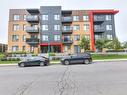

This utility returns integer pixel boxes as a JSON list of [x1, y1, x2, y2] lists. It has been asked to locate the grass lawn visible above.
[[92, 54, 127, 60], [0, 61, 19, 64]]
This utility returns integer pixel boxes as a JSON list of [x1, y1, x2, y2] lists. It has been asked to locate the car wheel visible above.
[[64, 60, 70, 65], [19, 62, 25, 67], [84, 59, 90, 64], [40, 61, 44, 66]]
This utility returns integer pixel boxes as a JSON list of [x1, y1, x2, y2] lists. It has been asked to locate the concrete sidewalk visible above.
[[0, 59, 127, 67]]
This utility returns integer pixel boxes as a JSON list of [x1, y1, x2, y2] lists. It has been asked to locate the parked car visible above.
[[61, 53, 92, 65], [18, 56, 49, 67]]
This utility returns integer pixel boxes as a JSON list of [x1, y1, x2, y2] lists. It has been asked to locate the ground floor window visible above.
[[74, 45, 81, 53], [41, 45, 61, 53]]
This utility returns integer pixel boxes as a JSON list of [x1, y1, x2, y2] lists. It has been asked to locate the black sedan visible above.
[[61, 53, 92, 65], [18, 56, 49, 67]]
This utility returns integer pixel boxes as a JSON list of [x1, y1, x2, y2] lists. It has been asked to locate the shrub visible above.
[[49, 53, 55, 56]]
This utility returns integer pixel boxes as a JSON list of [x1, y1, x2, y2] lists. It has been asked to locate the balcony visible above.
[[62, 27, 73, 34], [26, 26, 39, 33], [26, 15, 39, 22], [62, 17, 73, 23], [94, 27, 105, 33], [26, 38, 39, 44], [63, 39, 73, 44], [94, 16, 105, 22]]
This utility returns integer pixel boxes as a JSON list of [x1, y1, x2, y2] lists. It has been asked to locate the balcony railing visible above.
[[62, 39, 73, 44], [26, 15, 39, 22], [62, 17, 73, 22], [62, 27, 73, 33], [26, 26, 39, 33], [94, 16, 105, 22], [94, 27, 105, 33], [26, 38, 39, 44]]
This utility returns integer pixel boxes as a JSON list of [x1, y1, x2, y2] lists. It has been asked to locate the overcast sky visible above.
[[0, 0, 126, 44]]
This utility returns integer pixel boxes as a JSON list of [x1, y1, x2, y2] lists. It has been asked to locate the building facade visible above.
[[8, 6, 118, 54], [0, 43, 7, 53]]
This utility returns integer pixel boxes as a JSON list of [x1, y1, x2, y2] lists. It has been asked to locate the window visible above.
[[54, 14, 60, 20], [64, 36, 71, 41], [42, 35, 48, 41], [12, 35, 19, 42], [85, 35, 90, 40], [24, 15, 26, 20], [84, 24, 90, 31], [13, 24, 20, 31], [42, 25, 48, 31], [12, 46, 19, 52], [22, 35, 26, 42], [22, 46, 26, 51], [63, 25, 71, 31], [23, 25, 26, 31], [13, 15, 20, 20], [106, 15, 112, 20], [73, 25, 80, 31], [54, 25, 60, 31], [74, 45, 81, 53], [83, 15, 89, 21], [107, 34, 113, 40], [73, 16, 79, 21], [106, 25, 112, 30], [54, 35, 60, 41], [42, 15, 48, 20], [95, 34, 102, 40], [74, 35, 80, 41], [64, 46, 71, 52]]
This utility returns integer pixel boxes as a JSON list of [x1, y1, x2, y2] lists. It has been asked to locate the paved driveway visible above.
[[0, 61, 127, 95]]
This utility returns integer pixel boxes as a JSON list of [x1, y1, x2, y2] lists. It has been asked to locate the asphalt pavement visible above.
[[0, 61, 127, 95]]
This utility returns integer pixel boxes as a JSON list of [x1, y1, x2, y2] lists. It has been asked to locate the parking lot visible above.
[[0, 61, 127, 95]]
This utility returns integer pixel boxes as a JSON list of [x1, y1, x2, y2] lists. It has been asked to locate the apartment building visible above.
[[8, 6, 118, 54], [0, 43, 7, 53]]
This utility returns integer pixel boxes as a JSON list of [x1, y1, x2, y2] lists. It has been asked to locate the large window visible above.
[[73, 16, 79, 21], [13, 15, 20, 21], [85, 35, 90, 40], [22, 35, 26, 42], [42, 25, 48, 31], [54, 14, 60, 20], [23, 25, 26, 31], [73, 25, 80, 31], [13, 24, 20, 31], [42, 15, 48, 20], [42, 35, 48, 41], [54, 35, 60, 41], [106, 25, 112, 30], [12, 46, 19, 52], [74, 45, 81, 53], [54, 25, 60, 31], [83, 15, 89, 21], [74, 35, 80, 41], [84, 24, 90, 31], [22, 46, 26, 51], [63, 25, 71, 31], [12, 35, 19, 42], [23, 14, 26, 20], [107, 34, 113, 40], [106, 15, 112, 20]]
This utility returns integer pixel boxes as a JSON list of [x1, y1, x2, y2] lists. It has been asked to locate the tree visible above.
[[122, 41, 127, 49], [106, 37, 122, 50], [79, 35, 90, 52], [95, 38, 109, 52]]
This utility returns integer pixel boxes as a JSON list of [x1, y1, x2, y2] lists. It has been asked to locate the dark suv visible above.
[[61, 53, 92, 65]]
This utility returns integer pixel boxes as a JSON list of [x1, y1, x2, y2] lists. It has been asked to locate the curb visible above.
[[0, 59, 127, 67]]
